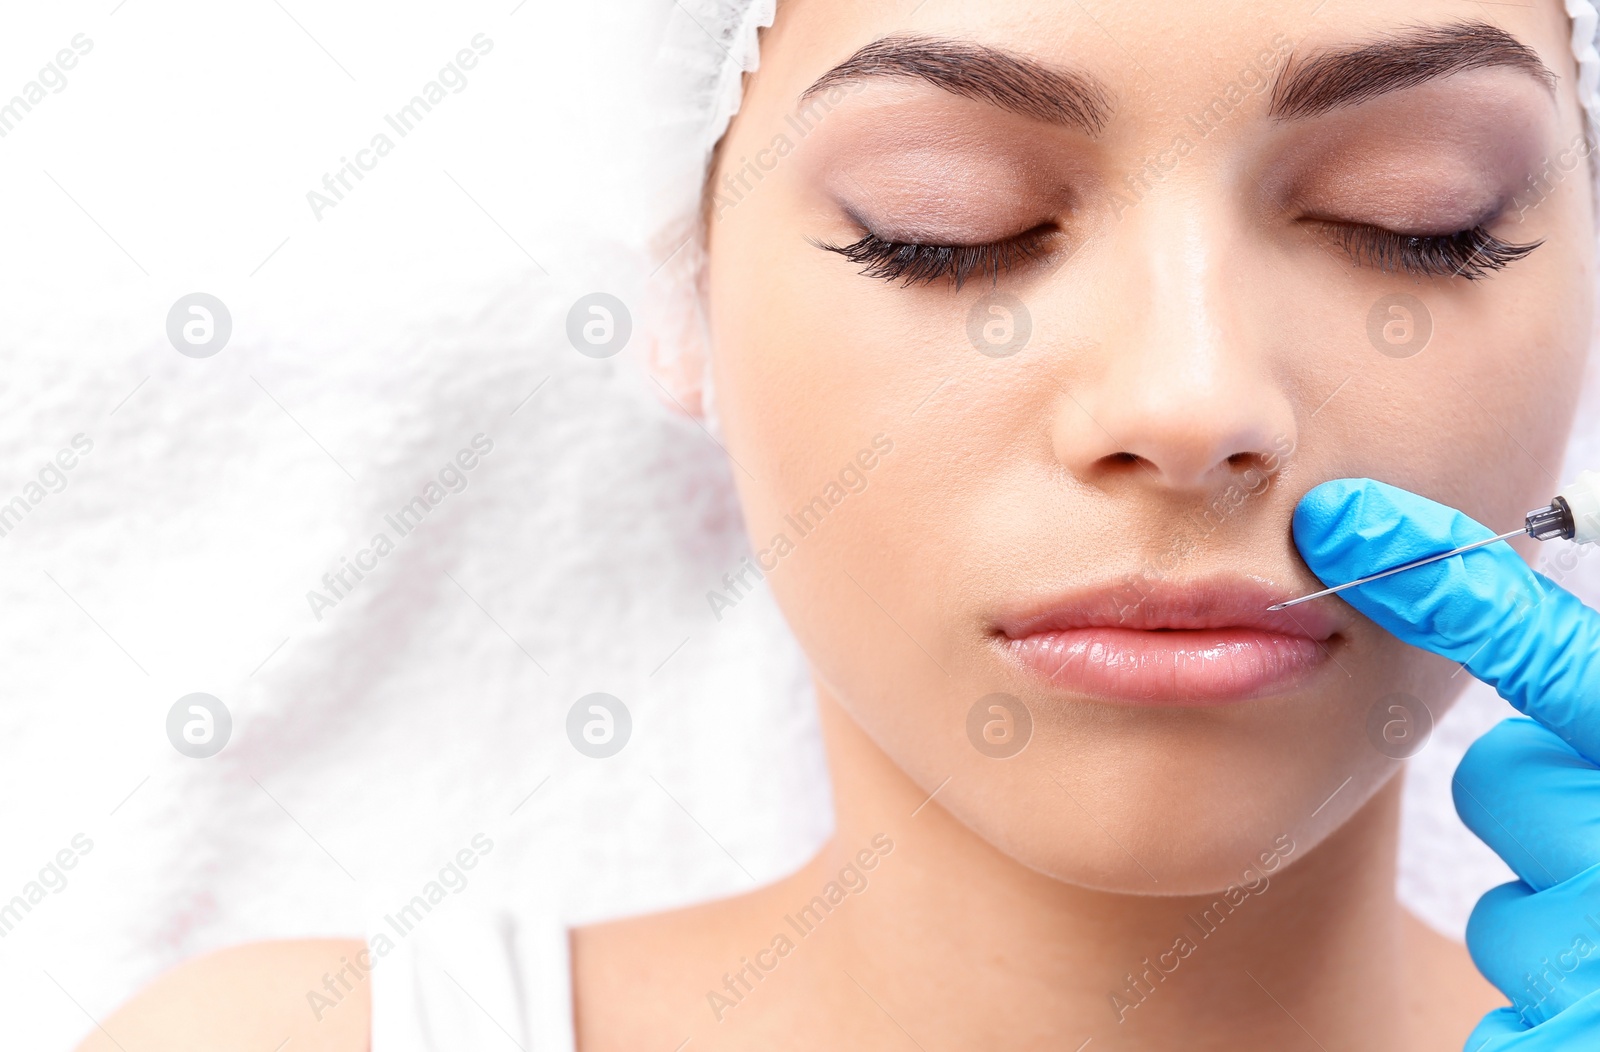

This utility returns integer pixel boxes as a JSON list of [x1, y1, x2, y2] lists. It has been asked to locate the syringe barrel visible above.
[[1559, 469, 1600, 545]]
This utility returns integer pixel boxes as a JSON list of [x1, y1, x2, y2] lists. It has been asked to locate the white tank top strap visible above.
[[366, 900, 576, 1051]]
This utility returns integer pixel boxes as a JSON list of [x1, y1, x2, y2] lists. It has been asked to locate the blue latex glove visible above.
[[1291, 477, 1600, 1048]]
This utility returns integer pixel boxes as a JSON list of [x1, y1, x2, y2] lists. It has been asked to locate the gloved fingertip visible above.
[[1465, 879, 1535, 939], [1287, 476, 1498, 596], [1289, 477, 1365, 552], [1289, 478, 1409, 573], [1453, 717, 1548, 819]]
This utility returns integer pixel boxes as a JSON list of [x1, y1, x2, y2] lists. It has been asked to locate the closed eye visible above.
[[811, 224, 1059, 289], [1314, 220, 1542, 280]]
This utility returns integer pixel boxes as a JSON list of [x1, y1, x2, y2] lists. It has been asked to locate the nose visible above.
[[1050, 198, 1298, 496]]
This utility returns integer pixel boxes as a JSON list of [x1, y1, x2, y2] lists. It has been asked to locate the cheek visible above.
[[1306, 235, 1593, 536], [707, 193, 995, 797], [706, 192, 958, 581]]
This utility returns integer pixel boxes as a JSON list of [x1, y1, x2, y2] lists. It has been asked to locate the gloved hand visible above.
[[1290, 477, 1600, 1048]]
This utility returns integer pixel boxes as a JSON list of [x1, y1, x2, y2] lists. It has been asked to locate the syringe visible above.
[[1267, 469, 1600, 611]]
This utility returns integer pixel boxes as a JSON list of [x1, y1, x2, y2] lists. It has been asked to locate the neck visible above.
[[802, 680, 1409, 1051]]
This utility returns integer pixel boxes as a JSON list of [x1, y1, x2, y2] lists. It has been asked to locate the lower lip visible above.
[[999, 627, 1332, 705]]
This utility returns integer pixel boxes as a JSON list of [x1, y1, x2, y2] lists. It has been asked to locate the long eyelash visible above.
[[811, 227, 1054, 289], [1325, 223, 1543, 280]]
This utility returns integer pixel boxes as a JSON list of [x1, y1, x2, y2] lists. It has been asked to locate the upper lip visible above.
[[991, 574, 1345, 643]]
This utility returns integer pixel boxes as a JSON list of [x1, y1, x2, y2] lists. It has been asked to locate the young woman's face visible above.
[[703, 0, 1596, 893]]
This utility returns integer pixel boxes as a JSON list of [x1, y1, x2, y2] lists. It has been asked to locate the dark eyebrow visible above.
[[802, 33, 1113, 136], [1270, 21, 1557, 120]]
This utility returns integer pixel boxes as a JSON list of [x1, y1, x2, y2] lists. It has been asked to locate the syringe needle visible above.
[[1266, 526, 1529, 611]]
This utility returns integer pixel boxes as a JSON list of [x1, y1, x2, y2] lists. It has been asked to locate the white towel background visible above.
[[0, 3, 1596, 1046]]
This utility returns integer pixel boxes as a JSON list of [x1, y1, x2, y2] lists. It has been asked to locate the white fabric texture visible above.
[[0, 4, 826, 1048], [0, 3, 1595, 1049]]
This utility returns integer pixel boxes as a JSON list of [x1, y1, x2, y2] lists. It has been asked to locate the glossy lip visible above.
[[990, 575, 1346, 706]]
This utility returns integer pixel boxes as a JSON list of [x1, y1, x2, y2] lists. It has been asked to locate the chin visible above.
[[923, 703, 1402, 897]]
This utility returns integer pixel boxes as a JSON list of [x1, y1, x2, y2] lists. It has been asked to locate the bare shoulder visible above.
[[1400, 907, 1507, 1050], [572, 886, 782, 1052], [74, 938, 370, 1052], [571, 899, 722, 1047]]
